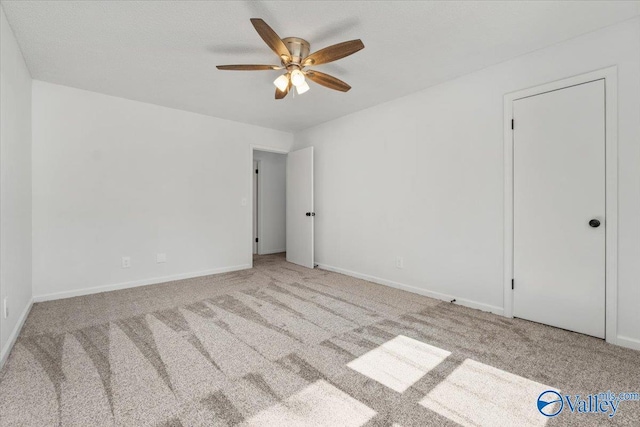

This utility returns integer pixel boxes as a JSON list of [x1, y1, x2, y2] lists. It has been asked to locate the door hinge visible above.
[[511, 119, 514, 130], [255, 238, 258, 243], [255, 169, 258, 174], [511, 279, 514, 290]]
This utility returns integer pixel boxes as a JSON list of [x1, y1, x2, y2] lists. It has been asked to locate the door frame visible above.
[[503, 66, 618, 344], [253, 159, 260, 255], [249, 145, 289, 267]]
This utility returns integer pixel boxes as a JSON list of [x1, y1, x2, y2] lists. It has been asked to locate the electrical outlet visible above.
[[122, 256, 131, 268], [157, 253, 167, 263], [3, 297, 8, 319], [396, 256, 404, 269]]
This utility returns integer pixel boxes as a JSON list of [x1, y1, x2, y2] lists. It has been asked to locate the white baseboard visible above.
[[33, 264, 251, 303], [616, 335, 640, 351], [0, 298, 33, 370], [316, 263, 504, 316], [258, 248, 286, 255]]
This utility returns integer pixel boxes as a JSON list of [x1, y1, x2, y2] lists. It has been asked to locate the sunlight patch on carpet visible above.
[[240, 380, 376, 427], [347, 335, 451, 393], [419, 359, 555, 427]]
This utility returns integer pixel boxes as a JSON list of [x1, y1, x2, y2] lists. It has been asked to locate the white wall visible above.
[[294, 18, 640, 348], [32, 81, 292, 300], [254, 150, 286, 255], [0, 6, 32, 363]]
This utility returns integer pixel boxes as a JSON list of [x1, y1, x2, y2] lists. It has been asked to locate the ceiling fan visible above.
[[217, 18, 364, 99]]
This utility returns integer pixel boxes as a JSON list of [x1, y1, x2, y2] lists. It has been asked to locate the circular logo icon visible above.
[[537, 390, 563, 417]]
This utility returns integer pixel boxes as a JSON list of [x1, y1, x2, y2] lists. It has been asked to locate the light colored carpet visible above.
[[1, 253, 638, 426]]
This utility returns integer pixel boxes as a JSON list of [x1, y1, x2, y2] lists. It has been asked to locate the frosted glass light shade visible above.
[[273, 74, 289, 91], [296, 81, 310, 95], [291, 69, 306, 86]]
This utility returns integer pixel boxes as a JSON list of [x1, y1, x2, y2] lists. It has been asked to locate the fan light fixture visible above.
[[290, 69, 306, 87], [274, 74, 289, 91], [296, 81, 310, 95], [217, 18, 365, 99]]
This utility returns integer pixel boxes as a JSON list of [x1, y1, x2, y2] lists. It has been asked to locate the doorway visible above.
[[503, 67, 618, 343], [253, 150, 287, 256], [250, 146, 315, 269]]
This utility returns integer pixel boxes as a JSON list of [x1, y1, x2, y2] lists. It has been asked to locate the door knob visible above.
[[589, 219, 601, 228]]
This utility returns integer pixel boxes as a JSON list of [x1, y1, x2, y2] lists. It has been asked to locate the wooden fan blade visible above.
[[275, 79, 292, 99], [250, 18, 291, 62], [216, 64, 281, 71], [306, 70, 351, 92], [302, 39, 364, 66]]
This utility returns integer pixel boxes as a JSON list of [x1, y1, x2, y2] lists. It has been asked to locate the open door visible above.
[[286, 147, 314, 268]]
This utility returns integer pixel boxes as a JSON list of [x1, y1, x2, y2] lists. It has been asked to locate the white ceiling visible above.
[[2, 1, 639, 131]]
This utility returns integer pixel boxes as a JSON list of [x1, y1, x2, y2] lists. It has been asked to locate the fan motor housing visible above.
[[282, 37, 310, 66]]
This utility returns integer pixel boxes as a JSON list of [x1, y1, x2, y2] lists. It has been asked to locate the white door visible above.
[[513, 80, 605, 338], [286, 147, 314, 268]]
